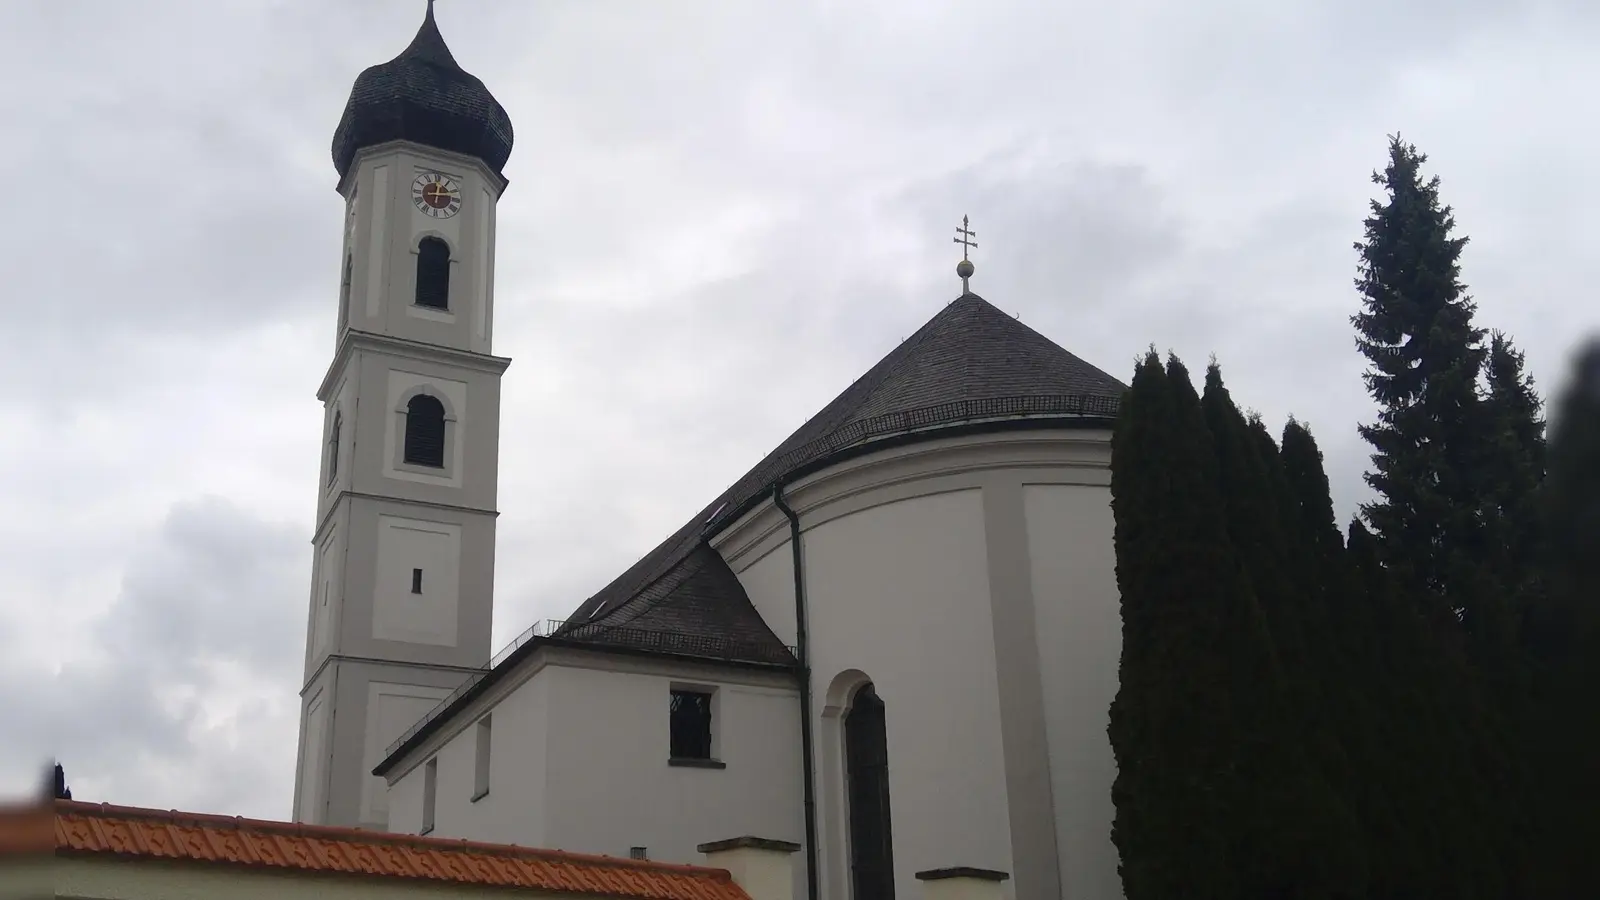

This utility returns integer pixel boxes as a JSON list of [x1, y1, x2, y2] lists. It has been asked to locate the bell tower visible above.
[[292, 2, 515, 831]]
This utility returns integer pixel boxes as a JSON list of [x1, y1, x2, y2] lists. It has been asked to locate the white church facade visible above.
[[292, 7, 1129, 900]]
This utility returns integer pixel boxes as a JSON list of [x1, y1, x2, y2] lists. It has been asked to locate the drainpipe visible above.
[[773, 482, 820, 900]]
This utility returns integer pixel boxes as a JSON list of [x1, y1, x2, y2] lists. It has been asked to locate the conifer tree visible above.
[[1351, 135, 1488, 624], [1525, 338, 1600, 894], [1280, 421, 1346, 597], [1200, 367, 1365, 898], [1480, 331, 1547, 587], [1110, 351, 1222, 898], [1109, 351, 1244, 899], [1470, 332, 1548, 700]]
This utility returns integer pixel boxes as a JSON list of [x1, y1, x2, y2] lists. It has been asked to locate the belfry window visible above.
[[669, 689, 714, 761], [415, 237, 451, 310], [403, 394, 446, 467], [326, 412, 342, 484]]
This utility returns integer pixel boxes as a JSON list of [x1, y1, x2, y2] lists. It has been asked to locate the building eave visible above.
[[334, 140, 511, 198], [373, 632, 797, 779], [704, 408, 1118, 546]]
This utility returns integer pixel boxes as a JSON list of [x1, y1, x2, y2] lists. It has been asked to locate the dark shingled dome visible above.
[[331, 3, 514, 179]]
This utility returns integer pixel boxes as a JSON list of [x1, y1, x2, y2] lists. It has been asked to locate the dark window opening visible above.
[[403, 394, 446, 467], [669, 689, 713, 760], [629, 847, 648, 860], [411, 568, 423, 594], [846, 683, 896, 900], [415, 237, 451, 310], [326, 413, 342, 485]]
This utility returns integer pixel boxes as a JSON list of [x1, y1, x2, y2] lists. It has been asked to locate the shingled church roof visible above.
[[377, 290, 1126, 773], [554, 290, 1126, 660]]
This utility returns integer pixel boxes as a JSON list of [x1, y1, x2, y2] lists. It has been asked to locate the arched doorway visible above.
[[844, 682, 895, 898]]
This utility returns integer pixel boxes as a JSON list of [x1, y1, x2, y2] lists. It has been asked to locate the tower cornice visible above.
[[335, 140, 511, 198], [318, 329, 512, 402]]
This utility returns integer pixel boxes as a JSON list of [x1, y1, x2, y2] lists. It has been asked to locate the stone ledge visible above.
[[669, 757, 728, 770], [697, 836, 803, 854], [914, 866, 1011, 882]]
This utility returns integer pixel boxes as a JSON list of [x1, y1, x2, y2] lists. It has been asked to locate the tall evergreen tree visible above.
[[1110, 349, 1237, 899], [1351, 135, 1488, 624], [1472, 331, 1547, 705], [1524, 338, 1600, 894], [1280, 421, 1346, 595], [1200, 366, 1366, 898], [1480, 331, 1547, 588]]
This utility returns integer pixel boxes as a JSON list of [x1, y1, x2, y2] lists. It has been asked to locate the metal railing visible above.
[[738, 393, 1120, 505]]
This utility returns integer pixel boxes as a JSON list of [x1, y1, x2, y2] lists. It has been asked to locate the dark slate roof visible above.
[[553, 291, 1127, 661], [331, 3, 515, 179], [374, 290, 1128, 774]]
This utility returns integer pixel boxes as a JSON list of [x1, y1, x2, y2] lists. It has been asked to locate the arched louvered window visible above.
[[415, 237, 451, 310], [404, 394, 446, 467], [326, 412, 342, 484]]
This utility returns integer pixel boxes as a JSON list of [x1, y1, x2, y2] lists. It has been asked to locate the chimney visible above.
[[698, 836, 801, 900], [915, 866, 1011, 900]]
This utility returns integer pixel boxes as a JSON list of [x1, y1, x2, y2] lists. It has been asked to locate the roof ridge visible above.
[[53, 799, 736, 877]]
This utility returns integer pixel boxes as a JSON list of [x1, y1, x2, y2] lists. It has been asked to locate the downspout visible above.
[[773, 482, 820, 900]]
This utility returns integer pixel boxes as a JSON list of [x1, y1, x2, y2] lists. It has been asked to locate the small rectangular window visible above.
[[412, 568, 423, 594], [421, 758, 438, 834], [629, 847, 648, 860], [669, 689, 714, 760], [472, 716, 492, 801]]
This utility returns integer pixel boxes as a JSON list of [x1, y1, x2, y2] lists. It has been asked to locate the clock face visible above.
[[411, 172, 462, 219]]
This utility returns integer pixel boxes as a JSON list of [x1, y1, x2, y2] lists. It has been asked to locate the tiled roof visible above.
[[560, 291, 1124, 646], [49, 800, 750, 900], [331, 3, 515, 179]]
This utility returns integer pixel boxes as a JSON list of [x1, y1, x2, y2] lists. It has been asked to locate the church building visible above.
[[292, 6, 1129, 900]]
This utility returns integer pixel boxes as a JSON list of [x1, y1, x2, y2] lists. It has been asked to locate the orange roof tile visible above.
[[43, 799, 750, 900]]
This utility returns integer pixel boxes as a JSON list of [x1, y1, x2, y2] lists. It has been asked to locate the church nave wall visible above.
[[382, 645, 803, 874]]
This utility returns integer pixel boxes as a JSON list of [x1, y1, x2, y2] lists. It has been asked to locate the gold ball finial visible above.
[[956, 259, 975, 279]]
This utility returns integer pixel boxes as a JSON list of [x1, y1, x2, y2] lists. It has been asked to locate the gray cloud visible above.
[[6, 0, 1597, 820], [2, 497, 302, 816]]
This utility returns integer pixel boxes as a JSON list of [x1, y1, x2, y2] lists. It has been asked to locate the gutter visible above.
[[772, 482, 820, 900]]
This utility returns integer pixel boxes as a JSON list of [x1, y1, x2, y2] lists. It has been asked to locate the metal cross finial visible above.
[[954, 216, 977, 294], [954, 215, 977, 260]]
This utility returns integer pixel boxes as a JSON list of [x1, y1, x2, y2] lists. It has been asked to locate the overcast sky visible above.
[[4, 0, 1595, 819]]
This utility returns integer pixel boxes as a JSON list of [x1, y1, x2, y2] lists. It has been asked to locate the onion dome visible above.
[[331, 2, 514, 179]]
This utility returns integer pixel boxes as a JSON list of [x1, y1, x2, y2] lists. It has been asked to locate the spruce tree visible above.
[[1351, 135, 1488, 624], [1480, 331, 1547, 588]]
